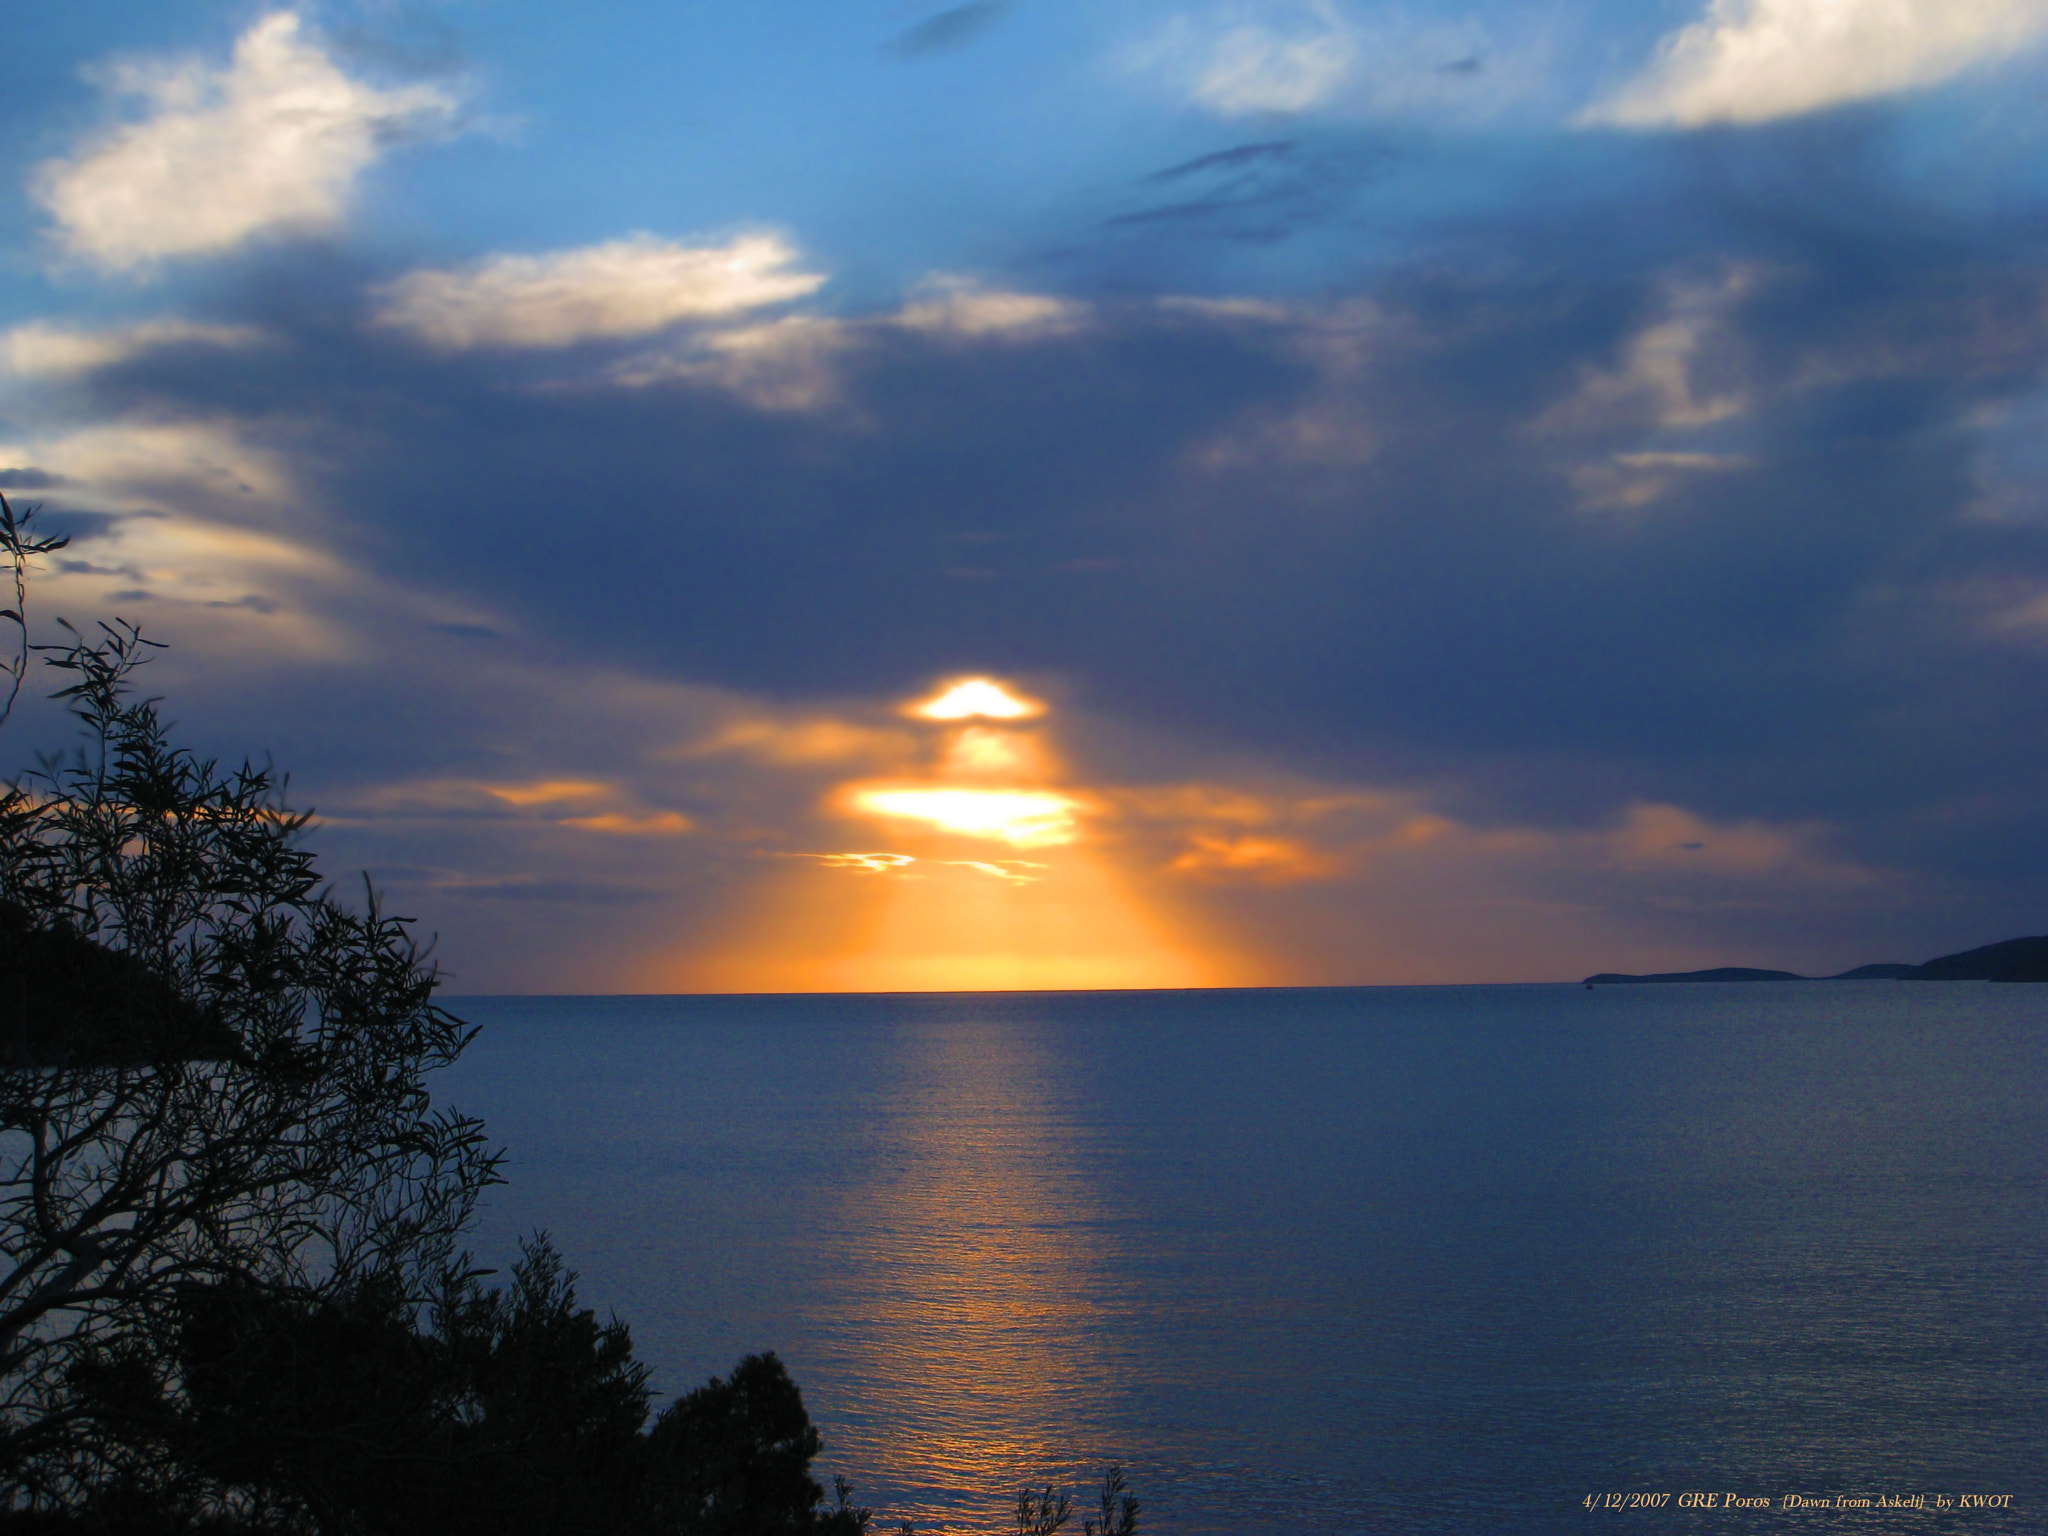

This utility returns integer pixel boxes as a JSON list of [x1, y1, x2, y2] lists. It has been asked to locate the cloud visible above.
[[559, 812, 695, 835], [12, 196, 2048, 984], [944, 859, 1044, 883], [890, 3, 1010, 57], [895, 280, 1086, 341], [603, 278, 1084, 408], [34, 13, 457, 270], [810, 852, 917, 873], [0, 416, 367, 661], [1168, 830, 1341, 881], [372, 234, 827, 350], [1145, 139, 1301, 186], [607, 315, 855, 409], [1588, 0, 2048, 128], [1531, 267, 1759, 438], [12, 419, 293, 512], [4, 319, 268, 378], [353, 777, 694, 838], [483, 779, 613, 807], [1188, 3, 1358, 115], [1130, 4, 1532, 124], [0, 468, 66, 491], [1568, 450, 1753, 512], [796, 852, 1039, 884], [689, 713, 913, 766]]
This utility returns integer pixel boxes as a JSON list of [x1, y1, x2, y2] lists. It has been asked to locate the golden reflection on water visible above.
[[802, 1009, 1132, 1532]]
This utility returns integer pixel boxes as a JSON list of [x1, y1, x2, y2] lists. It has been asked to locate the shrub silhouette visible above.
[[98, 1239, 867, 1535]]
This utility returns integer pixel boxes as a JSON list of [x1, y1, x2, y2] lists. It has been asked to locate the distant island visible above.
[[1585, 934, 2048, 985]]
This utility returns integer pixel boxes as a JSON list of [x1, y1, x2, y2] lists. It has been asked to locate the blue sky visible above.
[[5, 0, 2048, 989]]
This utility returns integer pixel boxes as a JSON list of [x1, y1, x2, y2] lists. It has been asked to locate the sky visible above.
[[4, 0, 2048, 991]]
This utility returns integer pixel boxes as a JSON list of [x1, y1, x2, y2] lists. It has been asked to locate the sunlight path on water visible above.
[[443, 984, 2048, 1535]]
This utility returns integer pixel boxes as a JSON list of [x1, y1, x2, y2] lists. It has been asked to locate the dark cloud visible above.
[[888, 3, 1008, 58], [33, 510, 141, 545], [0, 468, 66, 490], [1142, 142, 1301, 185], [423, 878, 654, 905], [1103, 139, 1393, 244], [204, 595, 280, 614], [56, 559, 142, 579], [44, 136, 2048, 959], [327, 12, 469, 78]]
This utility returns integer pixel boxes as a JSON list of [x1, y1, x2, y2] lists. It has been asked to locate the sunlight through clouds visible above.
[[846, 787, 1084, 847], [660, 675, 1232, 990], [811, 852, 918, 873], [909, 678, 1046, 720], [298, 660, 1902, 992], [944, 860, 1046, 884]]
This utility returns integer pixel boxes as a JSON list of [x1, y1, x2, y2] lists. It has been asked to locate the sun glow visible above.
[[845, 786, 1082, 847], [814, 851, 917, 873], [652, 674, 1238, 992], [909, 677, 1045, 721]]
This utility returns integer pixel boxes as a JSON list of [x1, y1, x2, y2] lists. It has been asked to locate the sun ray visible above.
[[843, 785, 1083, 847], [651, 676, 1244, 991]]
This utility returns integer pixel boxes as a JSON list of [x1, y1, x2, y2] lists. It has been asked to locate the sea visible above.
[[438, 983, 2046, 1535]]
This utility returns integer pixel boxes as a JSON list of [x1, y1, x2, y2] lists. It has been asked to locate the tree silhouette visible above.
[[0, 617, 501, 1511]]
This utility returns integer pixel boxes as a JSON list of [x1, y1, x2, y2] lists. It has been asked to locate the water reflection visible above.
[[792, 1000, 1137, 1533], [445, 986, 2048, 1536]]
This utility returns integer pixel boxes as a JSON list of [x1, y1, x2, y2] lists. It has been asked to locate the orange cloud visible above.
[[810, 851, 918, 873], [939, 725, 1046, 777], [558, 811, 694, 836], [1169, 831, 1342, 883], [689, 715, 912, 765], [484, 779, 612, 807], [943, 859, 1045, 885]]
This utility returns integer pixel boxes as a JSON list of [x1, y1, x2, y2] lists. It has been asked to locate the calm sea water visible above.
[[438, 984, 2046, 1535]]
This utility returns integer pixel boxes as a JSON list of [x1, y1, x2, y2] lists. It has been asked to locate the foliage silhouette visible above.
[[80, 1236, 868, 1535], [0, 617, 501, 1512], [0, 495, 67, 734], [1010, 1467, 1136, 1536]]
